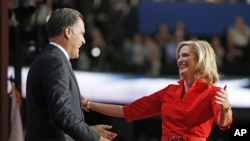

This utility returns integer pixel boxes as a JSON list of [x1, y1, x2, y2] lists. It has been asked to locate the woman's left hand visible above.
[[215, 85, 231, 110]]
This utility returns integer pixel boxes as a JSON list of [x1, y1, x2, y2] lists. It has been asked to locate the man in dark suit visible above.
[[25, 8, 117, 141]]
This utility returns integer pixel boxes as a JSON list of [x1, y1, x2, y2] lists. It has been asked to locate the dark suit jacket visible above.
[[26, 44, 100, 141]]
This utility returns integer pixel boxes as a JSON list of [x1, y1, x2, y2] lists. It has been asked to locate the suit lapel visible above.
[[66, 60, 79, 86], [48, 44, 80, 91]]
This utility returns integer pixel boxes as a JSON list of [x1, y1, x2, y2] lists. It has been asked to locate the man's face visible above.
[[68, 18, 86, 59]]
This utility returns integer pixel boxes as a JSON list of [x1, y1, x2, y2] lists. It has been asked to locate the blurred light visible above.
[[46, 15, 50, 22], [91, 47, 101, 57]]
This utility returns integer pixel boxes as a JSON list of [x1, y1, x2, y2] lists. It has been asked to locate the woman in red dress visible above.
[[82, 40, 233, 141]]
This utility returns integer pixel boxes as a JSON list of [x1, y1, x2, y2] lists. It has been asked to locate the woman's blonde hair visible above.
[[176, 40, 220, 84]]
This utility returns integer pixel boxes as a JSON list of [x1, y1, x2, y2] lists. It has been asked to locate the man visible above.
[[26, 8, 117, 141]]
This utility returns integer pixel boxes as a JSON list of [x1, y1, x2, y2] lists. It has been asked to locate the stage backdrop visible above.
[[8, 67, 250, 108], [137, 2, 250, 36]]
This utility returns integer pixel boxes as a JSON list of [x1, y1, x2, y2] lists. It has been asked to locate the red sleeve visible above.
[[123, 86, 168, 122], [218, 118, 233, 130]]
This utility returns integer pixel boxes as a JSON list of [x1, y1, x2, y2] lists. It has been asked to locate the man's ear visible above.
[[64, 27, 72, 39]]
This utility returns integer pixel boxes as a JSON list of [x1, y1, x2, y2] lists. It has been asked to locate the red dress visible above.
[[123, 79, 233, 141]]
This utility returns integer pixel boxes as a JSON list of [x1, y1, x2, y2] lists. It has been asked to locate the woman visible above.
[[82, 40, 233, 141]]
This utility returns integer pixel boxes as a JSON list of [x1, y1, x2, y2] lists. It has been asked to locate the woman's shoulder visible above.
[[165, 81, 182, 91]]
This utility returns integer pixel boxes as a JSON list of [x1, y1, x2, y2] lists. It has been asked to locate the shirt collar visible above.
[[49, 42, 69, 60], [178, 79, 206, 88]]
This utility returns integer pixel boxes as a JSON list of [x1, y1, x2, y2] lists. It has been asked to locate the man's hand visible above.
[[90, 124, 117, 140], [99, 136, 111, 141]]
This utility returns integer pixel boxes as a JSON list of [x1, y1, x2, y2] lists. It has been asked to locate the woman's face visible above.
[[177, 45, 198, 79]]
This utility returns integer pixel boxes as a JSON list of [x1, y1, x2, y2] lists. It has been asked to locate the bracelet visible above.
[[86, 99, 91, 110], [221, 104, 231, 113], [83, 99, 91, 112]]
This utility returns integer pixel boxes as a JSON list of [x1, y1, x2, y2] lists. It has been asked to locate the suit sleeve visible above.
[[42, 57, 100, 141]]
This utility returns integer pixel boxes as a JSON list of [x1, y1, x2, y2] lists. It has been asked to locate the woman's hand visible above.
[[215, 85, 233, 128], [215, 85, 231, 111]]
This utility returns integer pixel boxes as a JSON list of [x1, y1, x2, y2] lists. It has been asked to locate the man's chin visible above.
[[71, 55, 79, 59]]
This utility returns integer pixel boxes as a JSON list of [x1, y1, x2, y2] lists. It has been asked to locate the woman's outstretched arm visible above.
[[82, 96, 125, 118]]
